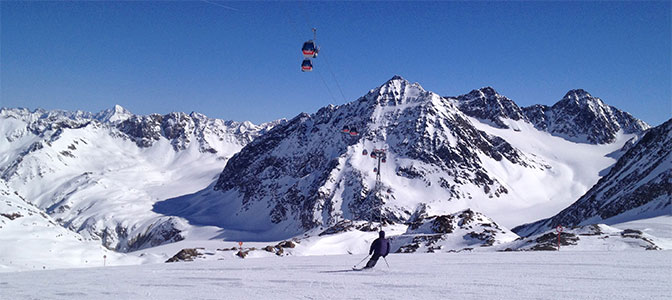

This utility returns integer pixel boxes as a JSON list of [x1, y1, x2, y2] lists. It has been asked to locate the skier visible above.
[[364, 231, 390, 269]]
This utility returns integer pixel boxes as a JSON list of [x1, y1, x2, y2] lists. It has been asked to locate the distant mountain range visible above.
[[1, 76, 668, 261]]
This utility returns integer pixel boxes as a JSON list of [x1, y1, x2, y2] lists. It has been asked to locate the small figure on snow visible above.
[[364, 231, 390, 269]]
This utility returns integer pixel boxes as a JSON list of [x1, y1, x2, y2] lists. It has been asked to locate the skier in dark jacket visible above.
[[365, 231, 390, 269]]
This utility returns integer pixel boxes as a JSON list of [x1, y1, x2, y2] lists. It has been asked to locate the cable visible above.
[[321, 52, 348, 103], [201, 0, 239, 11], [317, 67, 338, 103]]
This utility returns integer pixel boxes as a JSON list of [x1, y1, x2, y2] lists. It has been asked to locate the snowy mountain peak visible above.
[[113, 104, 129, 113], [365, 75, 428, 106], [161, 76, 551, 240], [522, 90, 649, 144], [96, 104, 132, 124], [452, 86, 527, 129], [562, 89, 593, 102], [556, 89, 607, 111], [389, 74, 405, 81], [475, 86, 499, 97]]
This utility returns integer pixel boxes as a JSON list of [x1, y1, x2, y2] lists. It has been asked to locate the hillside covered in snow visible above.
[[0, 106, 280, 253], [156, 76, 650, 240], [514, 119, 672, 236], [1, 76, 669, 273]]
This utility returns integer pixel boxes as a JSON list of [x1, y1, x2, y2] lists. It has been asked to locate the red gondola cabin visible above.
[[301, 59, 313, 72], [302, 40, 318, 58]]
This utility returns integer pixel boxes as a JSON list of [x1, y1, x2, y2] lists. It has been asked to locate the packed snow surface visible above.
[[1, 251, 669, 300]]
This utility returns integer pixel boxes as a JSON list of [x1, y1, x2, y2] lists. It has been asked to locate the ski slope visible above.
[[1, 251, 669, 299]]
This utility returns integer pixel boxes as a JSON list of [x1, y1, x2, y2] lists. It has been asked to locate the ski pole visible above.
[[383, 256, 390, 268], [354, 254, 370, 268]]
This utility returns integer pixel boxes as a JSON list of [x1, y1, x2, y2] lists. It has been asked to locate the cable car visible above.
[[381, 158, 386, 163], [370, 153, 376, 159], [341, 126, 350, 133], [349, 127, 358, 136], [302, 40, 318, 58], [301, 59, 313, 72], [373, 168, 378, 173], [362, 149, 368, 155], [387, 188, 392, 194]]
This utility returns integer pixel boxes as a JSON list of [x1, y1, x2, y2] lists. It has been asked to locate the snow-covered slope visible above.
[[0, 180, 142, 271], [1, 77, 662, 273], [513, 118, 672, 236], [0, 106, 279, 251], [2, 251, 670, 299], [156, 76, 642, 240]]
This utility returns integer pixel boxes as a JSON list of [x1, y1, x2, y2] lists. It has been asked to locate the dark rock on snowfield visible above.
[[166, 248, 202, 262], [394, 209, 518, 253]]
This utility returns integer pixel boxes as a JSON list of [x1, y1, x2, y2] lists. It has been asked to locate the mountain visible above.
[[513, 118, 672, 237], [522, 89, 649, 144], [450, 87, 528, 129], [1, 77, 663, 272], [451, 88, 649, 144], [0, 106, 279, 251], [0, 179, 140, 271], [155, 76, 641, 240]]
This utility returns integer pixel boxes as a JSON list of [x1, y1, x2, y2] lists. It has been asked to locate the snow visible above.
[[1, 85, 667, 283], [468, 118, 634, 226], [0, 251, 669, 299], [611, 216, 672, 249]]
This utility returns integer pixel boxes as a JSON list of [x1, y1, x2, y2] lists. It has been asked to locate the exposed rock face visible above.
[[451, 87, 527, 129], [395, 209, 519, 253], [521, 89, 649, 144], [117, 111, 277, 152], [513, 119, 672, 237]]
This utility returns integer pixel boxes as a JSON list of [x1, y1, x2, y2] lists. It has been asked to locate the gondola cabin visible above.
[[362, 149, 368, 155], [302, 40, 318, 58], [341, 126, 350, 133], [301, 59, 313, 72]]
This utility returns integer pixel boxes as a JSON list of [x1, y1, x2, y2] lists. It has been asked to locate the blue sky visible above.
[[2, 1, 670, 125]]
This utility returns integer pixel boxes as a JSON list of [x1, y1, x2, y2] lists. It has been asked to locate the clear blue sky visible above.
[[2, 1, 670, 126]]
